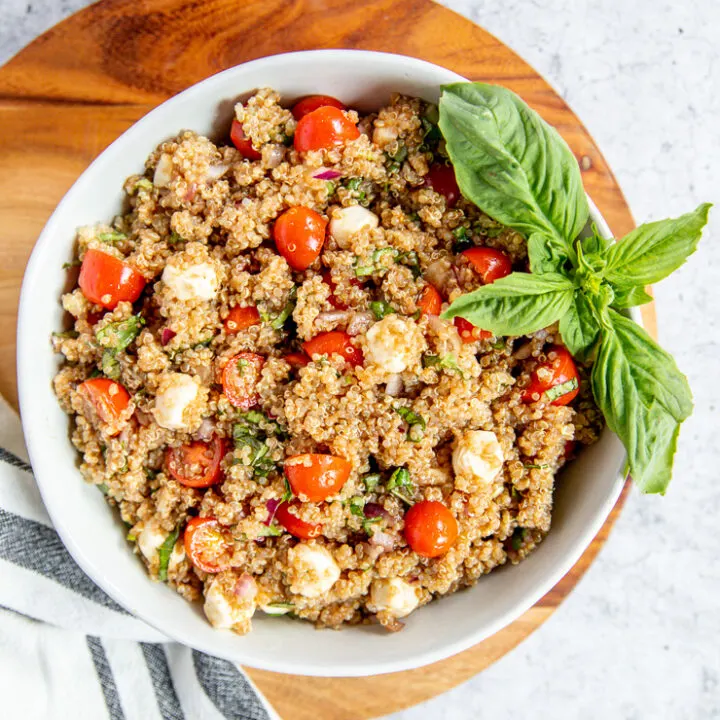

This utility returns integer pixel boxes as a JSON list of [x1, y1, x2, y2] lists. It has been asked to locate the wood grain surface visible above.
[[0, 1, 656, 717]]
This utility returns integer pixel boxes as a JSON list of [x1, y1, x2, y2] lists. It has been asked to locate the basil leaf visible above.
[[559, 291, 600, 361], [611, 285, 653, 309], [442, 272, 574, 337], [439, 83, 588, 259], [157, 527, 180, 582], [96, 314, 144, 353], [604, 203, 711, 287], [581, 228, 613, 255], [527, 234, 569, 274], [591, 309, 693, 494]]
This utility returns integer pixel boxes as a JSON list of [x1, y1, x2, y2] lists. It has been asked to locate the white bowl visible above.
[[17, 50, 634, 677]]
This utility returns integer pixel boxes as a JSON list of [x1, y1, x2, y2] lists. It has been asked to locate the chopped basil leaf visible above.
[[52, 330, 79, 339], [281, 476, 294, 502], [326, 181, 336, 195], [97, 483, 109, 495], [98, 231, 127, 244], [169, 231, 184, 244], [422, 353, 463, 375], [126, 530, 137, 542], [370, 300, 394, 320], [134, 178, 154, 192], [96, 314, 144, 353], [264, 602, 294, 615], [270, 286, 297, 330], [88, 368, 103, 379], [452, 226, 473, 254], [348, 496, 365, 517], [491, 338, 506, 350], [362, 473, 381, 492], [511, 527, 528, 551], [345, 177, 363, 191], [395, 406, 426, 430], [386, 467, 414, 504], [257, 524, 283, 537], [157, 527, 180, 582], [524, 463, 549, 469], [62, 259, 82, 269], [372, 247, 398, 264], [101, 350, 121, 380], [398, 250, 421, 278], [544, 377, 579, 403]]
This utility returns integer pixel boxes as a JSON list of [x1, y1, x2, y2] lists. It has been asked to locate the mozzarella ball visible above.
[[365, 315, 424, 374], [452, 430, 504, 485], [203, 574, 257, 631], [152, 373, 202, 431], [369, 578, 419, 618], [161, 261, 218, 302], [286, 544, 340, 598], [329, 206, 379, 249]]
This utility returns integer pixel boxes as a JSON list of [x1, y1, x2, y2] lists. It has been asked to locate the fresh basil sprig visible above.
[[439, 81, 711, 494]]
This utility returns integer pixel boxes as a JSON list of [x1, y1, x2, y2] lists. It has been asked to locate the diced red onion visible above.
[[312, 168, 342, 180], [161, 328, 176, 346], [206, 163, 229, 181], [184, 182, 197, 202], [196, 418, 215, 441], [234, 574, 258, 600], [265, 499, 281, 526], [369, 530, 395, 551], [364, 503, 391, 521], [346, 311, 373, 336], [315, 310, 351, 326], [385, 374, 403, 397]]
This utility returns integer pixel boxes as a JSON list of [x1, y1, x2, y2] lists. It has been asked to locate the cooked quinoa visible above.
[[52, 88, 602, 634]]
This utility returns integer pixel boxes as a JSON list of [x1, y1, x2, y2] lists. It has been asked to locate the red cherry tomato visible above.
[[424, 164, 461, 207], [563, 440, 577, 460], [273, 207, 328, 271], [302, 331, 364, 367], [462, 247, 512, 284], [166, 437, 226, 488], [292, 95, 345, 121], [523, 345, 580, 406], [294, 106, 360, 152], [417, 283, 442, 316], [78, 249, 146, 310], [77, 378, 130, 433], [453, 316, 491, 343], [275, 501, 323, 539], [222, 352, 264, 409], [284, 453, 352, 502], [224, 306, 260, 334], [404, 500, 458, 558], [283, 352, 310, 369], [230, 119, 261, 160], [184, 517, 232, 574]]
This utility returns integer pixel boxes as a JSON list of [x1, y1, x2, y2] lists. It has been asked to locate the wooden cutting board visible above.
[[0, 1, 656, 717]]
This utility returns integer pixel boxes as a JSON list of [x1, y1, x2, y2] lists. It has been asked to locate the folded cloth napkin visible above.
[[0, 395, 279, 720]]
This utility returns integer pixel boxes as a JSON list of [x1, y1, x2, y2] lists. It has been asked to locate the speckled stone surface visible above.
[[2, 1, 719, 718]]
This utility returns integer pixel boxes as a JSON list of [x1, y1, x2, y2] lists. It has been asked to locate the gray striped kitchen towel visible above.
[[0, 395, 280, 720]]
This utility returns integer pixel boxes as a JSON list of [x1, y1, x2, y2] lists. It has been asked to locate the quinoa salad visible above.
[[52, 87, 604, 634]]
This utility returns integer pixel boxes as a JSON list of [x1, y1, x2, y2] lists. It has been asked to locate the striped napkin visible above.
[[0, 395, 279, 720]]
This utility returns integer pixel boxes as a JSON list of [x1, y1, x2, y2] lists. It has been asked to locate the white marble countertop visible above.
[[2, 1, 718, 718]]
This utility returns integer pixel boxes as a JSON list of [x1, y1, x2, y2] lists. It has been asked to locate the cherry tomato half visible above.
[[522, 345, 580, 406], [404, 500, 458, 558], [230, 119, 261, 160], [417, 283, 442, 316], [166, 437, 226, 488], [462, 247, 512, 285], [224, 305, 260, 334], [292, 95, 345, 121], [424, 164, 461, 207], [78, 249, 146, 310], [302, 331, 364, 367], [222, 352, 265, 410], [284, 453, 352, 502], [453, 316, 491, 343], [294, 106, 360, 152], [77, 378, 130, 433], [283, 352, 310, 369], [274, 206, 328, 271], [184, 517, 232, 574], [275, 501, 323, 539]]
